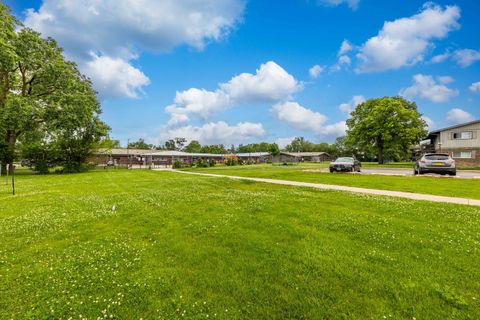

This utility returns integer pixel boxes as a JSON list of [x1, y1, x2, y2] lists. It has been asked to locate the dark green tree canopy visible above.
[[0, 3, 109, 173], [183, 140, 202, 153], [345, 96, 427, 164], [237, 142, 279, 154], [127, 138, 153, 150]]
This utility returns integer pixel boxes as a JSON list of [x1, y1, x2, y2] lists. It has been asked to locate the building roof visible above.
[[149, 150, 225, 157], [236, 152, 270, 157], [429, 120, 480, 135], [150, 151, 271, 157], [94, 148, 156, 156], [280, 152, 330, 157]]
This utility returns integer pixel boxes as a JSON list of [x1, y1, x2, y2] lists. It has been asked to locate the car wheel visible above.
[[449, 172, 456, 176], [413, 168, 417, 175], [329, 169, 333, 173], [418, 169, 424, 175]]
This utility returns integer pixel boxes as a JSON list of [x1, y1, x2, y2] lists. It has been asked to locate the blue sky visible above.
[[6, 0, 480, 147]]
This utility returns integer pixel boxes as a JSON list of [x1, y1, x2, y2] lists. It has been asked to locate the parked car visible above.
[[414, 153, 456, 176], [329, 157, 361, 172], [20, 160, 32, 167]]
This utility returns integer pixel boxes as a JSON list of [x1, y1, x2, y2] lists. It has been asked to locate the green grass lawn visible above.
[[184, 164, 480, 200], [1, 170, 479, 319]]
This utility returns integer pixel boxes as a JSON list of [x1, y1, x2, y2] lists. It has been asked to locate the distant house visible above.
[[90, 148, 156, 166], [90, 149, 333, 167], [236, 152, 270, 163], [89, 149, 271, 167], [273, 152, 331, 163], [421, 120, 480, 166], [148, 150, 225, 166]]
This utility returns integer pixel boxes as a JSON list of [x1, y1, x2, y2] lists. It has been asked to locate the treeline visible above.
[[122, 138, 229, 154], [120, 137, 377, 160]]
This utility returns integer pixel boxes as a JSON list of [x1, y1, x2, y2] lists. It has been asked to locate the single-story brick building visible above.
[[272, 152, 332, 163]]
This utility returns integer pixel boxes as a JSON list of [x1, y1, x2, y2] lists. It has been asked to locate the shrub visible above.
[[62, 161, 89, 173], [225, 158, 237, 166], [172, 159, 182, 169], [34, 160, 50, 174]]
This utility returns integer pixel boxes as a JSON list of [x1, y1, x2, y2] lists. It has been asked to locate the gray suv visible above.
[[414, 153, 456, 176]]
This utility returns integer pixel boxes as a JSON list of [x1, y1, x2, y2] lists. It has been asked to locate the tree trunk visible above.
[[5, 130, 16, 174], [377, 137, 384, 164]]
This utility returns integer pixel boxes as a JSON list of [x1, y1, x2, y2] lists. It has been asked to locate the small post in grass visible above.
[[11, 165, 15, 195], [6, 163, 9, 185]]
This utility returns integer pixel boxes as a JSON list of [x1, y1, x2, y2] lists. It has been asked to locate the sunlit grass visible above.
[[1, 170, 479, 319]]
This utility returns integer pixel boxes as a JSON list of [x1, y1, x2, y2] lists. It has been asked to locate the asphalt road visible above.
[[323, 167, 480, 179]]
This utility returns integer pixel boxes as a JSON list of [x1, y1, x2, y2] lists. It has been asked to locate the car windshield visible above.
[[335, 157, 354, 163], [425, 154, 449, 160]]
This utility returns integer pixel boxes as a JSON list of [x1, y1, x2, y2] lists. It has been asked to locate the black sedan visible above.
[[329, 157, 361, 173]]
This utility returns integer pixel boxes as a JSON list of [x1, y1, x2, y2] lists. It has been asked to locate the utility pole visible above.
[[127, 138, 130, 169]]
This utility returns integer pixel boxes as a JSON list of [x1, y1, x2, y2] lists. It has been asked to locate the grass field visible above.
[[184, 164, 480, 200], [1, 170, 479, 319]]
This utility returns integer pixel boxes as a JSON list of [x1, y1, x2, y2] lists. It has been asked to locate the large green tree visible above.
[[127, 138, 153, 150], [0, 3, 108, 173], [346, 97, 427, 164], [237, 142, 279, 154], [183, 140, 202, 153]]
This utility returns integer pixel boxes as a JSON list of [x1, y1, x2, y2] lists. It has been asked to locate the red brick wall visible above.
[[441, 148, 480, 167]]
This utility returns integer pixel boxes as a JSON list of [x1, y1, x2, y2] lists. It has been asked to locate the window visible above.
[[452, 151, 473, 159], [425, 154, 449, 160], [452, 131, 473, 140]]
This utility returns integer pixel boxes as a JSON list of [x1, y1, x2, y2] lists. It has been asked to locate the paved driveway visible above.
[[322, 168, 480, 179]]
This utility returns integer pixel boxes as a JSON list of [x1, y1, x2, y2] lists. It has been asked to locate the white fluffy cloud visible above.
[[400, 74, 458, 103], [160, 121, 266, 145], [309, 65, 324, 79], [446, 108, 475, 124], [24, 0, 244, 98], [275, 137, 296, 149], [318, 0, 359, 10], [165, 89, 230, 123], [166, 61, 301, 122], [422, 116, 436, 130], [469, 82, 480, 93], [83, 54, 150, 99], [430, 51, 451, 63], [356, 4, 460, 73], [338, 40, 353, 55], [221, 61, 300, 102], [329, 40, 354, 72], [338, 95, 366, 113], [437, 76, 454, 84], [452, 49, 480, 67], [271, 101, 347, 137]]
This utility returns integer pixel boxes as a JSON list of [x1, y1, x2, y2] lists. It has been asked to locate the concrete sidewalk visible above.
[[170, 170, 480, 207]]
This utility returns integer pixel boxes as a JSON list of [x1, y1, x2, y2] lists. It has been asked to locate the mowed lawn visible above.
[[184, 164, 480, 200], [1, 170, 479, 319]]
